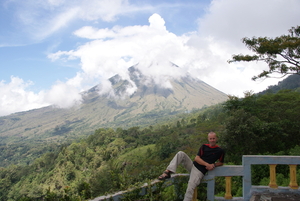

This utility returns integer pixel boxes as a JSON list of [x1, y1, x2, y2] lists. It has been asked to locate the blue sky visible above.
[[0, 0, 300, 116]]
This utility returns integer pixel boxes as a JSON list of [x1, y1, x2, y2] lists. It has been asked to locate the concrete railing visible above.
[[202, 155, 300, 200], [91, 155, 300, 201]]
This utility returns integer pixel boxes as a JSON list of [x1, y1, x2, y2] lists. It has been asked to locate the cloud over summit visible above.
[[49, 13, 195, 94]]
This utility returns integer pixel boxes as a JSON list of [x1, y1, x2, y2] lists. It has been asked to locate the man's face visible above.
[[208, 133, 217, 146]]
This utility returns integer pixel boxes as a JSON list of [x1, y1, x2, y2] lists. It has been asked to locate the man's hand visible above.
[[205, 163, 215, 171], [194, 155, 220, 171]]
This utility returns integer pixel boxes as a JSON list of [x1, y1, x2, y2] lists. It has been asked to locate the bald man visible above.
[[158, 132, 225, 201]]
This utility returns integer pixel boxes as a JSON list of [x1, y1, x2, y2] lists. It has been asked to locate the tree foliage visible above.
[[221, 90, 300, 163], [229, 26, 300, 80]]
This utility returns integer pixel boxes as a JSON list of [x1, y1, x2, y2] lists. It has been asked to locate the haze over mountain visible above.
[[0, 63, 227, 148]]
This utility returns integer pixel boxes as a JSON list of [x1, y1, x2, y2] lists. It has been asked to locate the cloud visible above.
[[198, 0, 300, 44], [36, 7, 81, 41], [45, 81, 82, 108], [77, 0, 131, 21], [73, 26, 116, 39], [49, 13, 194, 92], [0, 77, 48, 116], [50, 4, 300, 98], [0, 76, 82, 116], [5, 0, 134, 43], [193, 0, 300, 94]]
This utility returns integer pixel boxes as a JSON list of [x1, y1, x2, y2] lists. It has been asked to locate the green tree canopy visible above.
[[221, 90, 300, 163], [229, 26, 300, 80]]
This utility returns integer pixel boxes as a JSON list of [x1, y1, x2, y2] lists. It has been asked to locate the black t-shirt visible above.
[[193, 144, 225, 174]]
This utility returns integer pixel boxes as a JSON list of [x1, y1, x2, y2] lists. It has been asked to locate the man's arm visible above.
[[194, 156, 224, 170], [214, 162, 224, 167], [194, 155, 215, 170]]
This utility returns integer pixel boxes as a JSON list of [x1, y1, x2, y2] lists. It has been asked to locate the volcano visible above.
[[0, 64, 227, 144]]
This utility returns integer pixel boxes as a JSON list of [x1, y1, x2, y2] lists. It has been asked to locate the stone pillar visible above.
[[192, 188, 197, 201], [289, 164, 298, 189], [224, 176, 233, 199], [269, 164, 278, 188]]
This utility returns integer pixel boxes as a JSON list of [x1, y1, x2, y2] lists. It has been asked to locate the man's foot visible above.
[[158, 170, 172, 180]]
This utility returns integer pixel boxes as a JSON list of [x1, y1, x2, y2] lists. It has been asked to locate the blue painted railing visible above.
[[203, 155, 300, 200], [91, 155, 300, 201]]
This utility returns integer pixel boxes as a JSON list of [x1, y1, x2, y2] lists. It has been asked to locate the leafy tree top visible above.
[[229, 26, 300, 80]]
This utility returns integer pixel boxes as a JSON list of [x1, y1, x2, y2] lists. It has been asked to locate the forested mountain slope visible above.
[[258, 74, 300, 95]]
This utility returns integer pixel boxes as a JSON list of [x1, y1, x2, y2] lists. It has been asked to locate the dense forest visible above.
[[0, 82, 300, 200]]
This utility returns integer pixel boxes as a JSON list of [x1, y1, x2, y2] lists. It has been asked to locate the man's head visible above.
[[207, 132, 217, 147]]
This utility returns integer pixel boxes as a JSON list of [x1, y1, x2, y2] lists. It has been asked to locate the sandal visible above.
[[158, 171, 171, 180]]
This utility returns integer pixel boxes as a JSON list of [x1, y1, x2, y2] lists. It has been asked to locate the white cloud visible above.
[[49, 13, 194, 93], [0, 77, 48, 116], [8, 0, 134, 42], [47, 0, 65, 7], [0, 76, 83, 116], [36, 7, 81, 40], [198, 0, 300, 42], [77, 0, 131, 21], [148, 13, 166, 31], [50, 5, 300, 99], [45, 81, 82, 108], [193, 0, 300, 95], [73, 26, 116, 39]]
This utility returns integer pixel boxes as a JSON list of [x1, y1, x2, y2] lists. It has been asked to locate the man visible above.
[[158, 132, 225, 201]]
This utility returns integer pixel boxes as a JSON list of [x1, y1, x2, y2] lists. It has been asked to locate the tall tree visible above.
[[229, 26, 300, 80]]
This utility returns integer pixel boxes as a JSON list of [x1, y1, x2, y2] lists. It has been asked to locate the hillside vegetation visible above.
[[258, 74, 300, 95], [0, 86, 300, 200]]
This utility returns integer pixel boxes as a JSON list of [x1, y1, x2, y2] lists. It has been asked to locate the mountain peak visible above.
[[95, 63, 184, 99]]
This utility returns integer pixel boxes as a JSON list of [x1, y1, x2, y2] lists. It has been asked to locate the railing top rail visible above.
[[243, 155, 300, 158], [207, 165, 244, 177], [243, 155, 300, 165]]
